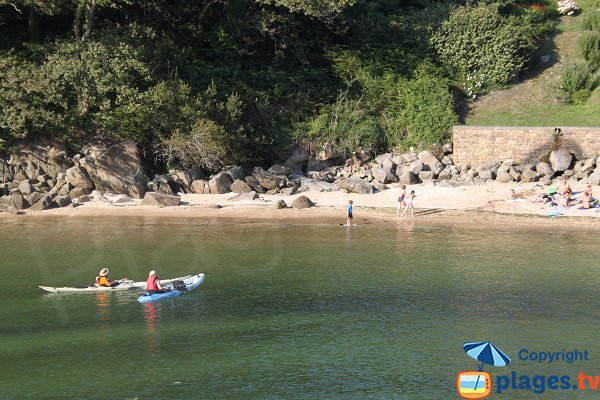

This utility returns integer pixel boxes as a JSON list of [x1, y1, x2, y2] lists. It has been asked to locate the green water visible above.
[[1, 217, 599, 399]]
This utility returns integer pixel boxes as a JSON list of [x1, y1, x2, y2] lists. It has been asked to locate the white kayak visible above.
[[137, 273, 205, 303], [38, 275, 192, 293]]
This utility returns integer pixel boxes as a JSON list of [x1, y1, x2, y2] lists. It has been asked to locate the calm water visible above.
[[1, 217, 599, 399]]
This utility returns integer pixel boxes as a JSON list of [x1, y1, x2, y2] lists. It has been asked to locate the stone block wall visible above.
[[453, 126, 600, 165]]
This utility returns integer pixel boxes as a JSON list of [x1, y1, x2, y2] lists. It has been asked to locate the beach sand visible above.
[[3, 181, 599, 231]]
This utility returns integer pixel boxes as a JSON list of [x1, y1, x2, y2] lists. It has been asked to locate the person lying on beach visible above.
[[532, 193, 554, 205], [508, 189, 524, 200]]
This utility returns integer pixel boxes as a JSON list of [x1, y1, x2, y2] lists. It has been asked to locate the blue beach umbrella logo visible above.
[[463, 341, 511, 371], [456, 341, 511, 399]]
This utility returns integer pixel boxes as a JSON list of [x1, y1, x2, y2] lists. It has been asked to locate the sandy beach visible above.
[[3, 181, 599, 231]]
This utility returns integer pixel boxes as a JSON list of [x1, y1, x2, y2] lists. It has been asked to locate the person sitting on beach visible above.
[[96, 268, 119, 287], [146, 270, 167, 294], [508, 189, 523, 200], [397, 185, 407, 217], [582, 185, 595, 209], [560, 178, 572, 196], [400, 190, 416, 217]]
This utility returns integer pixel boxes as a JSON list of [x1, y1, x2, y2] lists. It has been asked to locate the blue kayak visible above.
[[137, 273, 205, 303]]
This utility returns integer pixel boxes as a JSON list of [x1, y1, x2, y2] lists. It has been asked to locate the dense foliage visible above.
[[0, 0, 555, 169]]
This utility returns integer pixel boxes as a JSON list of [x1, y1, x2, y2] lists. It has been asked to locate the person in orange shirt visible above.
[[96, 268, 118, 287]]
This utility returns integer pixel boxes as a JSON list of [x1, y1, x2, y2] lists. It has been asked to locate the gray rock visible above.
[[10, 192, 30, 210], [253, 167, 282, 190], [231, 179, 253, 193], [268, 164, 290, 176], [78, 195, 92, 203], [285, 147, 310, 173], [157, 181, 174, 195], [382, 158, 396, 172], [536, 162, 553, 176], [479, 170, 496, 180], [29, 194, 54, 210], [408, 160, 424, 175], [398, 171, 418, 185], [509, 167, 521, 181], [25, 192, 43, 205], [69, 187, 93, 199], [521, 169, 542, 183], [588, 172, 600, 186], [80, 140, 148, 198], [441, 155, 454, 166], [581, 158, 596, 173], [18, 180, 36, 195], [52, 195, 71, 208], [335, 177, 373, 194], [190, 180, 206, 194], [65, 166, 94, 189], [418, 171, 435, 181], [443, 143, 453, 154], [266, 188, 280, 195], [550, 149, 573, 172], [141, 192, 180, 207], [371, 167, 397, 184], [418, 150, 443, 171], [209, 172, 233, 194], [437, 169, 452, 181], [292, 195, 315, 208], [226, 166, 246, 181], [495, 171, 514, 183], [273, 199, 287, 209], [280, 186, 298, 196], [244, 176, 266, 193], [402, 153, 418, 164], [125, 182, 146, 199], [234, 191, 259, 201]]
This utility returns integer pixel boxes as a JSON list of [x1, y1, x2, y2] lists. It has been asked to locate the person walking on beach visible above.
[[346, 200, 354, 226], [396, 185, 407, 217], [400, 190, 416, 218]]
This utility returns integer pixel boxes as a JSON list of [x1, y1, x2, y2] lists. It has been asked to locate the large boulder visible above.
[[253, 167, 282, 190], [226, 166, 245, 181], [141, 192, 180, 207], [80, 140, 149, 198], [268, 164, 290, 176], [65, 166, 94, 189], [18, 180, 37, 195], [335, 177, 372, 194], [10, 191, 30, 210], [284, 147, 310, 173], [408, 160, 424, 175], [171, 169, 203, 193], [292, 195, 315, 208], [230, 179, 253, 193], [190, 180, 206, 194], [29, 194, 53, 211], [273, 199, 287, 209], [521, 169, 542, 183], [371, 167, 397, 184], [244, 175, 266, 193], [495, 171, 514, 183], [588, 172, 600, 186], [418, 150, 443, 172], [536, 162, 553, 176], [208, 172, 233, 194], [398, 171, 418, 185], [550, 149, 573, 172], [52, 195, 71, 208]]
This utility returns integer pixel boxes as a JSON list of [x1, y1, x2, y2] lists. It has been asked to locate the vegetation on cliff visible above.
[[0, 0, 561, 169]]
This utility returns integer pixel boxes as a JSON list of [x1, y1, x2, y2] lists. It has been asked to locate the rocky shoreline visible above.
[[1, 139, 599, 215]]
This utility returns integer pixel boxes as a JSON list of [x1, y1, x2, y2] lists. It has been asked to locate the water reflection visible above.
[[96, 292, 111, 328], [144, 302, 160, 358]]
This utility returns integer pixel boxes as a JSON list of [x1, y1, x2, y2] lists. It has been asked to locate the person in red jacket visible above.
[[146, 270, 166, 294]]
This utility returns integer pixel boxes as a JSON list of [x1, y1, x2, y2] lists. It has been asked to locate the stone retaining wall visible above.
[[453, 126, 600, 165]]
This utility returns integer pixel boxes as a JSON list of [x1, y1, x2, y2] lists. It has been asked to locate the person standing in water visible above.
[[346, 200, 354, 226], [400, 190, 416, 217], [397, 185, 407, 217]]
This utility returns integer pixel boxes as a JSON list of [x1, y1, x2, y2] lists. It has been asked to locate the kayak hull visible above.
[[38, 275, 192, 293], [137, 273, 205, 303]]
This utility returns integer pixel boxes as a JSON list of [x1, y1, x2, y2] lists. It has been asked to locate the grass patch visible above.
[[465, 0, 600, 126]]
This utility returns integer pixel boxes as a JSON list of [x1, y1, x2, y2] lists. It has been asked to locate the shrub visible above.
[[432, 5, 538, 96], [582, 10, 600, 31], [560, 61, 600, 103], [578, 32, 600, 69], [397, 71, 458, 149]]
